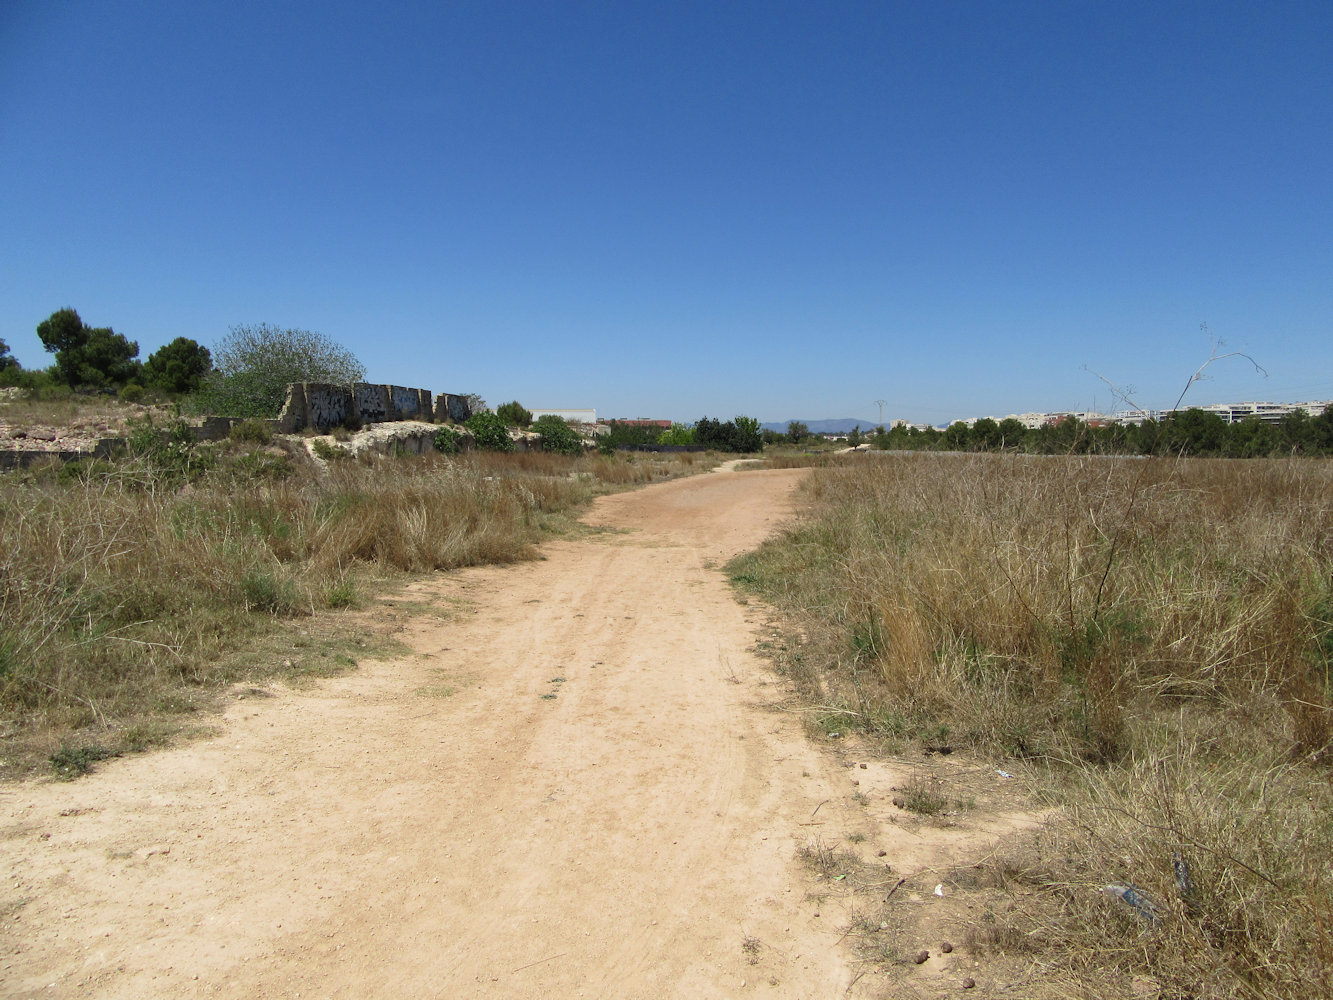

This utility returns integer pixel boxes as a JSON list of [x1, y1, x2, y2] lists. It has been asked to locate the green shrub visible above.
[[495, 400, 532, 428], [658, 423, 696, 447], [433, 426, 465, 454], [312, 438, 350, 461], [694, 416, 763, 453], [597, 420, 662, 453], [225, 450, 293, 480], [50, 743, 120, 780], [200, 323, 365, 419], [229, 418, 273, 445], [118, 382, 145, 403], [325, 580, 359, 609], [56, 458, 116, 484], [466, 411, 515, 452], [126, 412, 205, 481], [240, 569, 303, 615], [533, 415, 583, 456]]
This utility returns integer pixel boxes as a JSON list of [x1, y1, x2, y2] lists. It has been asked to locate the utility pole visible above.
[[874, 399, 886, 429]]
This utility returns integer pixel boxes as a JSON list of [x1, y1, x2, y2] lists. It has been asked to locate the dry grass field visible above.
[[0, 421, 709, 775], [730, 452, 1333, 999]]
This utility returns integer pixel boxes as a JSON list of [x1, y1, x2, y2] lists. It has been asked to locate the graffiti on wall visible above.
[[278, 382, 470, 432]]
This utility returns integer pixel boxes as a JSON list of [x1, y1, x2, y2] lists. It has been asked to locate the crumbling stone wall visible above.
[[278, 383, 471, 432], [307, 385, 354, 429], [353, 384, 389, 423], [433, 393, 471, 423]]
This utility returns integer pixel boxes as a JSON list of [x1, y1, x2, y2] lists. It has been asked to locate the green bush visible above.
[[694, 416, 764, 453], [658, 423, 695, 447], [312, 438, 350, 461], [225, 450, 293, 480], [229, 418, 274, 445], [50, 743, 120, 780], [466, 411, 515, 452], [495, 400, 533, 428], [325, 580, 359, 609], [533, 415, 583, 456], [126, 413, 206, 481], [239, 569, 303, 615], [118, 382, 146, 403], [0, 336, 18, 374], [143, 337, 212, 394], [199, 323, 365, 418], [597, 420, 662, 453], [433, 426, 465, 454]]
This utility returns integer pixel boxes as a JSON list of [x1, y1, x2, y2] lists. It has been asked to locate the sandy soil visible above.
[[1, 464, 1036, 998]]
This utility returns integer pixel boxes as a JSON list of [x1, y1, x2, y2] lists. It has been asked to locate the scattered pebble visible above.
[[877, 850, 887, 857], [859, 763, 867, 769], [941, 941, 953, 953], [961, 977, 976, 989], [913, 950, 929, 965]]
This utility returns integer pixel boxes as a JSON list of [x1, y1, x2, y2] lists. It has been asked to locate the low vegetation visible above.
[[865, 403, 1333, 457], [0, 421, 709, 777], [731, 452, 1333, 999], [597, 416, 761, 453]]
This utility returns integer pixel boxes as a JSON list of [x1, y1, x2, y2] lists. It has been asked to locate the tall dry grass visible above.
[[730, 452, 1333, 997], [0, 441, 706, 766]]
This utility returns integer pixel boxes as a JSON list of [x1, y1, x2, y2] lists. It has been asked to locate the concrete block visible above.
[[197, 416, 234, 441], [276, 383, 308, 433], [303, 383, 353, 430], [434, 393, 472, 423], [389, 385, 422, 420], [353, 383, 390, 423]]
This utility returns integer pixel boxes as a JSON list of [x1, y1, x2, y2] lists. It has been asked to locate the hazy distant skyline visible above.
[[3, 1, 1330, 424]]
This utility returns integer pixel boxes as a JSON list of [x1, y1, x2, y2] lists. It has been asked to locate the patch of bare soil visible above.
[[0, 397, 188, 455], [1, 465, 1038, 998]]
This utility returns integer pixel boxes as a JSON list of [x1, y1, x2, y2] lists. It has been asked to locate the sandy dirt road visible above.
[[2, 464, 908, 999]]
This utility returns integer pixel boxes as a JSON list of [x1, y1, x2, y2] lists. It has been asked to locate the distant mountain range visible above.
[[760, 418, 879, 435]]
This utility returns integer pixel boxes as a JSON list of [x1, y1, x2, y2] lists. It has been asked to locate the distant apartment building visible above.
[[1193, 401, 1331, 425], [990, 400, 1332, 429], [530, 408, 596, 424]]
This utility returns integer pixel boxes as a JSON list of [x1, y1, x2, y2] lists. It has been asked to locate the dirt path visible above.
[[2, 466, 874, 998], [3, 465, 1040, 998]]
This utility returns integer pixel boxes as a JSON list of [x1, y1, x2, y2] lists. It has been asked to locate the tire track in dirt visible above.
[[3, 466, 885, 999]]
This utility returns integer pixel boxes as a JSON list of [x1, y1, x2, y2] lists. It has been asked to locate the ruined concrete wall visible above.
[[304, 384, 354, 430], [389, 385, 425, 420], [277, 382, 468, 432], [353, 383, 390, 423], [276, 383, 307, 433], [433, 393, 472, 424], [0, 438, 126, 470]]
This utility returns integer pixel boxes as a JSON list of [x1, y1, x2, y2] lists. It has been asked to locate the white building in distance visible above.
[[530, 408, 596, 425]]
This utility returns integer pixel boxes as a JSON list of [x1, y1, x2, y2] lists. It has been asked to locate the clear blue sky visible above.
[[3, 1, 1329, 425]]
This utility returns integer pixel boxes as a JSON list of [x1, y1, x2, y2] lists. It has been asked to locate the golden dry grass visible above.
[[731, 452, 1333, 998], [0, 438, 707, 773]]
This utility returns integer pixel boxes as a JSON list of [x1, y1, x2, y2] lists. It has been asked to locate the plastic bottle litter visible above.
[[1102, 883, 1160, 924]]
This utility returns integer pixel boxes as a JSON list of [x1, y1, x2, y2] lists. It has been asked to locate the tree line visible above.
[[4, 309, 770, 453], [2, 308, 212, 398], [2, 309, 366, 418], [596, 416, 763, 453], [862, 407, 1333, 458]]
